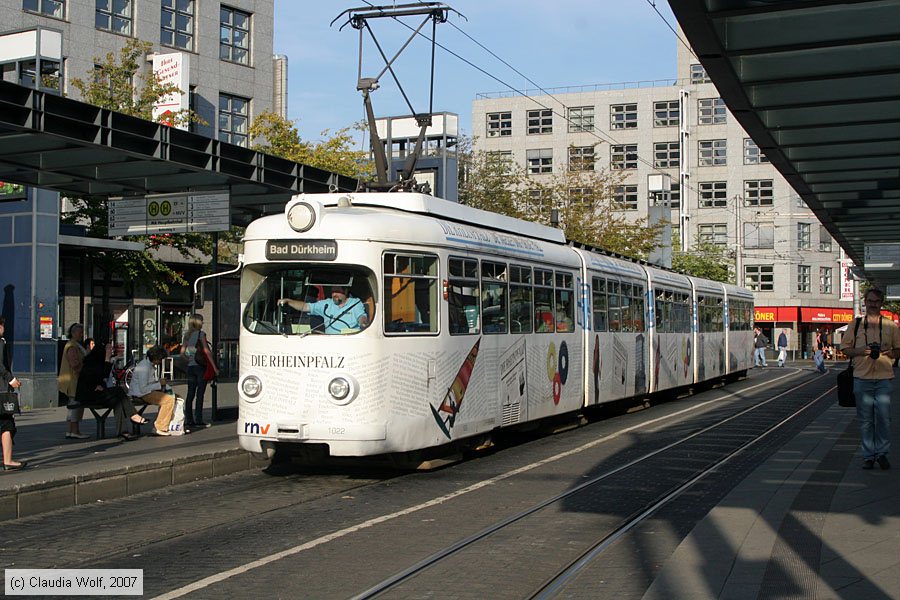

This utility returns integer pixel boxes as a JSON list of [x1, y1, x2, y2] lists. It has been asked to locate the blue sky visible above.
[[275, 1, 680, 142]]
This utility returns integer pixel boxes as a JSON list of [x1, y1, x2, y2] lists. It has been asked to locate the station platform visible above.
[[0, 365, 898, 600], [0, 380, 268, 522], [644, 366, 900, 600]]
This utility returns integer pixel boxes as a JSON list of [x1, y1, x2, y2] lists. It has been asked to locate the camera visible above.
[[868, 342, 881, 360]]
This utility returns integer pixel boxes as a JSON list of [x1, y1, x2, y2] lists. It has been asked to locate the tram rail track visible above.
[[352, 372, 836, 600]]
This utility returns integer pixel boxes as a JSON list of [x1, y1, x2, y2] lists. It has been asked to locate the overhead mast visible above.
[[332, 3, 456, 193]]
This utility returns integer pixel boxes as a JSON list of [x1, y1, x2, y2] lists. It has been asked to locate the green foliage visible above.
[[248, 111, 372, 180], [459, 140, 664, 261], [672, 239, 734, 283], [65, 38, 213, 295]]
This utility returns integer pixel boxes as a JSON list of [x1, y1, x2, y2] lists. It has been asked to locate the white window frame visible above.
[[486, 112, 512, 137], [527, 109, 552, 135], [699, 139, 727, 166], [699, 181, 727, 208], [610, 103, 638, 129]]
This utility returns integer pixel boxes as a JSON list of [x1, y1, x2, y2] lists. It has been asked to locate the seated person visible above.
[[130, 346, 177, 436], [76, 341, 147, 441], [556, 309, 573, 332], [536, 311, 554, 333], [279, 285, 368, 334]]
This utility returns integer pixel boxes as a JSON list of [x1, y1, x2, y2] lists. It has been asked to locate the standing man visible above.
[[753, 327, 769, 368], [777, 329, 789, 367], [0, 316, 25, 470], [841, 288, 900, 470]]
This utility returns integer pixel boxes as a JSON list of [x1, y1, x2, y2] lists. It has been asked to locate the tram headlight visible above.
[[328, 377, 351, 401], [287, 202, 316, 232], [242, 375, 262, 398]]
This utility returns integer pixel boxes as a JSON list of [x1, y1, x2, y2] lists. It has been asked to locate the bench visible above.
[[66, 401, 115, 440], [131, 397, 151, 435]]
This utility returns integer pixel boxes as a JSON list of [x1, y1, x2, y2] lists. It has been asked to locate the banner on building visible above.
[[152, 52, 190, 129], [840, 259, 854, 302]]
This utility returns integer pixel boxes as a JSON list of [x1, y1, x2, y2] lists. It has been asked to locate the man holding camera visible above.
[[842, 288, 900, 470]]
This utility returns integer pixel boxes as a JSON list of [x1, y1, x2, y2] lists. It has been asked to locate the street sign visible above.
[[109, 191, 231, 236]]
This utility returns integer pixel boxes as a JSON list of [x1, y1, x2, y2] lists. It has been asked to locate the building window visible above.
[[220, 6, 251, 64], [691, 63, 711, 84], [568, 187, 592, 204], [219, 93, 249, 147], [526, 188, 551, 216], [699, 224, 727, 246], [699, 139, 727, 166], [161, 0, 194, 50], [568, 146, 595, 172], [798, 265, 811, 293], [653, 141, 679, 169], [745, 265, 774, 292], [486, 150, 513, 173], [654, 100, 679, 127], [698, 98, 726, 125], [527, 109, 552, 135], [611, 144, 638, 170], [610, 103, 638, 129], [568, 106, 594, 132], [668, 182, 680, 210], [614, 185, 638, 211], [797, 222, 811, 249], [699, 181, 727, 208], [820, 267, 833, 294], [486, 112, 511, 138], [96, 0, 132, 35], [819, 224, 832, 252], [23, 0, 64, 18], [526, 148, 552, 174], [744, 222, 774, 249], [745, 179, 773, 206], [743, 138, 770, 164]]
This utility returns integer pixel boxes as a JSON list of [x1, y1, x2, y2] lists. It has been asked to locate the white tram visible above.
[[235, 192, 754, 459]]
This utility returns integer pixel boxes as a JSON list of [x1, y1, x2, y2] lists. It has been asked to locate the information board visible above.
[[109, 192, 230, 236]]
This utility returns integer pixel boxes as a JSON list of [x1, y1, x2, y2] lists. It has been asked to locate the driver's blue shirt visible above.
[[308, 298, 367, 334]]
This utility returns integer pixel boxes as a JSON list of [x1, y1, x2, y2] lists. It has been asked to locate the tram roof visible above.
[[669, 0, 900, 285], [0, 81, 357, 226]]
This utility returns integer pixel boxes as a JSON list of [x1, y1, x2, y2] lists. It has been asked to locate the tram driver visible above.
[[278, 285, 369, 334]]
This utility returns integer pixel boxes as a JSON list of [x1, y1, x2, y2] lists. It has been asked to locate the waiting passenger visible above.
[[130, 346, 176, 436], [279, 285, 368, 334], [76, 341, 146, 441]]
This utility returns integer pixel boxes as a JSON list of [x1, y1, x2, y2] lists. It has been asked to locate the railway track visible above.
[[352, 371, 835, 599]]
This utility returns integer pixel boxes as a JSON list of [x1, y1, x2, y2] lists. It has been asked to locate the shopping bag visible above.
[[0, 392, 20, 415], [836, 363, 855, 407], [168, 396, 186, 435]]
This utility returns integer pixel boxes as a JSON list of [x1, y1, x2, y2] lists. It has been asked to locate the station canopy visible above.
[[0, 80, 357, 227], [670, 0, 900, 284]]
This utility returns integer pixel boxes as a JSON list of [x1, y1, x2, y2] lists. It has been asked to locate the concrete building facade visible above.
[[0, 0, 278, 407], [472, 40, 851, 355]]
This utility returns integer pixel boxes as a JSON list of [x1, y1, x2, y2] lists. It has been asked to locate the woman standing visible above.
[[180, 314, 217, 429], [0, 316, 25, 470], [58, 323, 90, 439]]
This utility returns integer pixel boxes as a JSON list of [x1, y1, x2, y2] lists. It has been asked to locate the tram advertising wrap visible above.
[[232, 192, 754, 460]]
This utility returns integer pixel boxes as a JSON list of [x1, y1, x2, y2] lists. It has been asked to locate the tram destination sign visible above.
[[265, 239, 338, 261], [108, 191, 231, 236]]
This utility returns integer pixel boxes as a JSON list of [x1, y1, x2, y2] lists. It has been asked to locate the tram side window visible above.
[[655, 290, 670, 333], [555, 271, 575, 332], [592, 277, 608, 332], [482, 261, 508, 334], [629, 284, 645, 332], [608, 280, 621, 332], [534, 268, 555, 333], [448, 257, 480, 335], [676, 292, 691, 333], [383, 252, 438, 334], [510, 265, 533, 334]]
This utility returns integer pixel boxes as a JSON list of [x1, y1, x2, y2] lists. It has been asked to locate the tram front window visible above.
[[242, 265, 375, 335]]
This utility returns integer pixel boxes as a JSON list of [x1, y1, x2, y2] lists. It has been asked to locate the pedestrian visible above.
[[813, 330, 827, 373], [841, 287, 900, 470], [76, 340, 147, 441], [753, 327, 768, 367], [180, 314, 218, 429], [130, 346, 177, 437], [58, 323, 90, 439], [777, 329, 788, 367], [0, 316, 25, 470]]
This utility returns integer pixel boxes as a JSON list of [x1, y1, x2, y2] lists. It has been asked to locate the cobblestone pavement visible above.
[[0, 369, 833, 599]]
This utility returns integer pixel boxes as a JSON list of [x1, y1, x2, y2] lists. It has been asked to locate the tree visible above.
[[459, 140, 665, 261], [63, 39, 216, 340], [248, 111, 372, 180], [672, 239, 734, 283]]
